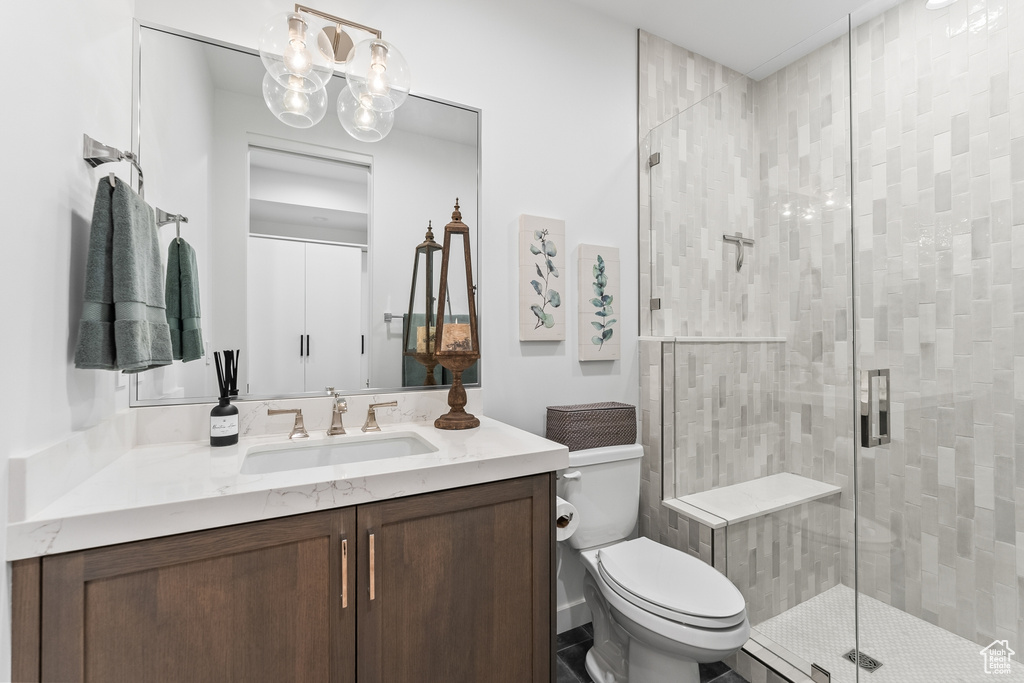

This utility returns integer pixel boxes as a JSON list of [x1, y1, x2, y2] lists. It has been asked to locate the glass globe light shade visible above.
[[263, 73, 328, 128], [344, 38, 411, 113], [259, 12, 335, 93], [337, 84, 395, 142]]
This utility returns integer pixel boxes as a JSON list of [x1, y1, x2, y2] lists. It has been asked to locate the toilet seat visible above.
[[597, 538, 746, 629]]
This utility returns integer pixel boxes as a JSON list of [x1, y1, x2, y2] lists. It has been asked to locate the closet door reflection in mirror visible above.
[[246, 148, 367, 395]]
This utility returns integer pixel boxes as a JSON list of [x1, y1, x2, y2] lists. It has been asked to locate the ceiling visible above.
[[568, 0, 903, 78]]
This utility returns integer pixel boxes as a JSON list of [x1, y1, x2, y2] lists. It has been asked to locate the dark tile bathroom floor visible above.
[[555, 624, 750, 683]]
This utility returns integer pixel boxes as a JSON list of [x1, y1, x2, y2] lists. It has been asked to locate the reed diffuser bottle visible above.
[[210, 350, 239, 447]]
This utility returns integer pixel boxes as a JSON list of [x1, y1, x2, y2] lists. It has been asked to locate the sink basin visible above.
[[240, 432, 438, 475]]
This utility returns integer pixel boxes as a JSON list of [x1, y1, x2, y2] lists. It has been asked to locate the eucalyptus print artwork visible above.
[[578, 245, 620, 361], [519, 215, 566, 341], [529, 228, 561, 329], [590, 254, 616, 348]]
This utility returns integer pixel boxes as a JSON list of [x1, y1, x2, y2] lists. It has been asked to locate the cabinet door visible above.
[[247, 236, 306, 395], [303, 242, 363, 392], [357, 474, 553, 683], [41, 509, 356, 683]]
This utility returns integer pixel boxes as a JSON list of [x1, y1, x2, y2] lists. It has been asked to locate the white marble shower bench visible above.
[[663, 472, 841, 530]]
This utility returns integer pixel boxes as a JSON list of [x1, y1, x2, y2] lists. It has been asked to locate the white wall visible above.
[[1, 0, 639, 672], [0, 1, 136, 677]]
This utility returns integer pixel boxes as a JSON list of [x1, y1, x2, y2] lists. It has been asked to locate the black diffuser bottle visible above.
[[210, 396, 238, 446], [210, 350, 240, 447]]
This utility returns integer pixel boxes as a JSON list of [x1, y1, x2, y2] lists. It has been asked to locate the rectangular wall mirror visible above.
[[131, 24, 481, 406]]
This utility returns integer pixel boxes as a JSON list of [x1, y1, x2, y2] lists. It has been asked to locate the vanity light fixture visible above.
[[258, 4, 411, 142]]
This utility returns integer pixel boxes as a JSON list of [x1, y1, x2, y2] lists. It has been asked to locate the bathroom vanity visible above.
[[9, 403, 566, 683]]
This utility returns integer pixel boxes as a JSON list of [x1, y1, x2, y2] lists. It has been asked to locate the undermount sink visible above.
[[240, 432, 438, 475]]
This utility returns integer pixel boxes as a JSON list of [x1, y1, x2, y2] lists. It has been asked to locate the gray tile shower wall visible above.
[[672, 341, 787, 496], [754, 34, 858, 592], [849, 0, 1024, 651], [639, 30, 750, 337], [639, 0, 1024, 657], [725, 499, 842, 626]]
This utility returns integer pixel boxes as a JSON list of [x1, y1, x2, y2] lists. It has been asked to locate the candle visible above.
[[416, 326, 436, 353], [440, 323, 472, 352]]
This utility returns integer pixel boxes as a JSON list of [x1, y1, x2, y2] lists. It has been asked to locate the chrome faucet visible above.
[[326, 387, 347, 436], [267, 408, 309, 440], [362, 401, 398, 432]]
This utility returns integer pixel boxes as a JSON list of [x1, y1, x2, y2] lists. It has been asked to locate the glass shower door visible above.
[[851, 0, 1024, 680], [641, 17, 859, 680]]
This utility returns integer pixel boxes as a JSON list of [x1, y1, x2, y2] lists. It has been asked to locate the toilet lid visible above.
[[598, 537, 745, 621]]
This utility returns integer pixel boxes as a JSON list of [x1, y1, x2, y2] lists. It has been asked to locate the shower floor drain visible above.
[[843, 649, 883, 672]]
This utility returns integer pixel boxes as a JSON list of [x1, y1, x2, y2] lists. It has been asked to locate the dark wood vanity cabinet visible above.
[[14, 473, 553, 683]]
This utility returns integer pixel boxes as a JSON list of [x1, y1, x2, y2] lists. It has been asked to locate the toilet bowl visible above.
[[559, 444, 750, 683]]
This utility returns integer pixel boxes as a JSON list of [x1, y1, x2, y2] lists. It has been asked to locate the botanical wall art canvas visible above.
[[578, 244, 620, 361], [519, 215, 566, 341]]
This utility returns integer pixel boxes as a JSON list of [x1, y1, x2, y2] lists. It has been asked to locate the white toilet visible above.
[[559, 444, 750, 683]]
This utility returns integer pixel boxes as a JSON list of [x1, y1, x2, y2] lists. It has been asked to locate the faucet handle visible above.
[[362, 401, 399, 432], [268, 408, 309, 440]]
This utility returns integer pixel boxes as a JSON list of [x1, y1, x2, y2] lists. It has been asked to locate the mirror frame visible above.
[[129, 20, 482, 407]]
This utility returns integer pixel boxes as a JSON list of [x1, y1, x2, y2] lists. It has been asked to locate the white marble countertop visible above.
[[7, 415, 568, 561]]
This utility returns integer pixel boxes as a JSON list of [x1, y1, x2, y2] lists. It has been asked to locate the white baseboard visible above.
[[557, 598, 592, 634]]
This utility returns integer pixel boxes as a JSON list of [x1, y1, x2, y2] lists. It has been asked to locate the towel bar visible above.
[[83, 134, 145, 199]]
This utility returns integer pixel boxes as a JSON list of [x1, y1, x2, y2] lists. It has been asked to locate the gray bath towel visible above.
[[74, 177, 173, 373], [166, 238, 204, 362]]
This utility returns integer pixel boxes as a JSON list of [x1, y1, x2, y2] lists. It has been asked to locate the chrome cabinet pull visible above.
[[341, 538, 348, 608], [860, 369, 891, 448], [368, 531, 376, 601]]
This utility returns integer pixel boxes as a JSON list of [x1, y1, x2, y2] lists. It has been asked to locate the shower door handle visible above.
[[860, 369, 890, 448]]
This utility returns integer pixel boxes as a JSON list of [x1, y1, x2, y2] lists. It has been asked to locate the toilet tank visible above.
[[558, 444, 643, 550]]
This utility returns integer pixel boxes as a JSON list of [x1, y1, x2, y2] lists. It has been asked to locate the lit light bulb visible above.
[[370, 69, 389, 95], [282, 17, 313, 76], [283, 40, 312, 75], [368, 42, 390, 95], [284, 89, 310, 115], [355, 105, 376, 131]]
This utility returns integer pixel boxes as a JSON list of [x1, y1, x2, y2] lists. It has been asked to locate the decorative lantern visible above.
[[433, 200, 480, 430], [403, 221, 442, 385]]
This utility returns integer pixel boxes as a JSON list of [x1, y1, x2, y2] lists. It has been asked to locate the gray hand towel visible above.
[[166, 238, 204, 362], [74, 177, 173, 373], [74, 180, 117, 369]]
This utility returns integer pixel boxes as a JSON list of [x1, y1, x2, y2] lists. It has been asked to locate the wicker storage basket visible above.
[[545, 402, 637, 452]]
